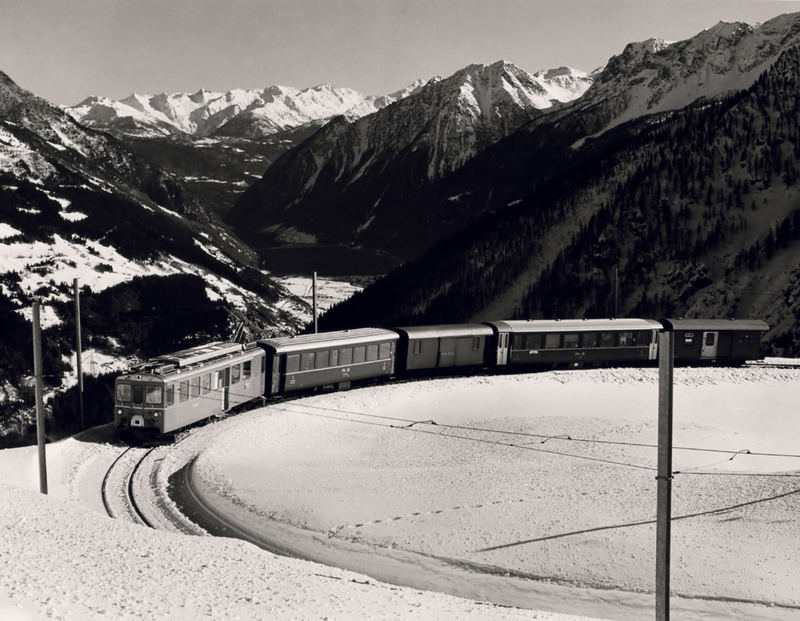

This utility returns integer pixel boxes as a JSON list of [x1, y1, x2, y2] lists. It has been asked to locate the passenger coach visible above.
[[259, 328, 398, 395], [661, 318, 770, 364], [395, 323, 494, 372], [486, 318, 662, 367]]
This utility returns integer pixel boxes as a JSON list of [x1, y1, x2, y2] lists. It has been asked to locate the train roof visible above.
[[393, 324, 494, 339], [259, 328, 398, 354], [151, 341, 245, 368], [487, 318, 663, 333], [121, 341, 260, 379], [660, 318, 770, 332]]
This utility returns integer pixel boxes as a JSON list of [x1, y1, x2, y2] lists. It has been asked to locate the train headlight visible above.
[[116, 409, 122, 416], [153, 411, 161, 418]]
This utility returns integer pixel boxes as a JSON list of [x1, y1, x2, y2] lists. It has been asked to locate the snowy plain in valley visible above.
[[1, 362, 799, 620]]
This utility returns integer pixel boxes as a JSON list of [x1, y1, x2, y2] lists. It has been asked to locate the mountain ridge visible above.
[[226, 61, 593, 262]]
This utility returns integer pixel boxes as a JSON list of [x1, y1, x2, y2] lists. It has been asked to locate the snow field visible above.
[[190, 366, 800, 619], [2, 364, 799, 620]]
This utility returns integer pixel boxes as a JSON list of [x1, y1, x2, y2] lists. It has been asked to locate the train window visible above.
[[544, 333, 561, 349], [354, 346, 366, 363], [190, 376, 201, 397], [165, 384, 174, 406], [261, 354, 266, 374], [511, 334, 525, 349], [366, 344, 378, 361], [201, 373, 211, 394], [564, 334, 579, 349], [231, 364, 241, 384], [581, 333, 598, 348], [315, 350, 330, 369], [146, 386, 163, 405], [116, 383, 131, 403], [525, 334, 543, 349], [379, 342, 392, 358], [600, 332, 617, 347], [286, 354, 300, 373], [301, 352, 315, 371], [179, 380, 189, 402], [619, 332, 632, 347], [340, 347, 353, 365], [331, 349, 339, 365], [133, 385, 144, 404], [243, 361, 251, 380], [472, 337, 481, 351], [705, 332, 716, 346]]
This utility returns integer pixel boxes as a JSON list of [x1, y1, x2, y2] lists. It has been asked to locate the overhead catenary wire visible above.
[[271, 404, 660, 472], [281, 401, 800, 462], [142, 387, 800, 468]]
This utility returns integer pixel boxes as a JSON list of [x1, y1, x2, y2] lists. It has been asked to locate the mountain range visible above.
[[226, 62, 595, 261], [4, 12, 800, 440], [313, 14, 800, 355], [226, 17, 800, 266]]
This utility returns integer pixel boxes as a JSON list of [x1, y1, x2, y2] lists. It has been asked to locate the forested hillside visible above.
[[319, 46, 800, 354]]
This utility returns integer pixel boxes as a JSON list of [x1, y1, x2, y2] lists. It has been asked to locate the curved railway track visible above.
[[101, 439, 205, 535], [101, 446, 155, 526]]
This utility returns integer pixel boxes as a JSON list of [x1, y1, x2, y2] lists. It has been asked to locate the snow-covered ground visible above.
[[275, 275, 363, 327], [1, 363, 799, 620]]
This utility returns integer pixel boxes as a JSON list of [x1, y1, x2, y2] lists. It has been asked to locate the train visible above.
[[113, 317, 769, 437]]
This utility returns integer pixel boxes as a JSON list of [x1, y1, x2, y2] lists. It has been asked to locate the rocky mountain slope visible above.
[[226, 62, 594, 263], [0, 69, 306, 425], [317, 14, 800, 355]]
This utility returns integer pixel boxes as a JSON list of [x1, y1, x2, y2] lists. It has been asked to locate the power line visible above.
[[272, 404, 658, 472], [282, 401, 800, 462]]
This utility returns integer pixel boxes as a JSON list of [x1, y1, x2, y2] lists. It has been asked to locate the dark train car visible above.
[[114, 341, 266, 435], [394, 324, 494, 372], [486, 318, 662, 367], [660, 318, 769, 363], [259, 328, 398, 396]]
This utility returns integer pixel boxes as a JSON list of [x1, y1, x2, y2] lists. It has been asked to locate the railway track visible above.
[[101, 441, 205, 535], [101, 446, 155, 527]]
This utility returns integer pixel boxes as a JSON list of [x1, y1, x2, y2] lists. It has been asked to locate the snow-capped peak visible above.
[[66, 82, 425, 139], [579, 12, 800, 136]]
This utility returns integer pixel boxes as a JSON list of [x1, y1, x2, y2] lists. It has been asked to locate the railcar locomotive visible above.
[[113, 317, 769, 437]]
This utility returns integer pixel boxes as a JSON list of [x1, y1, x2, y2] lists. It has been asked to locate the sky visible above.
[[3, 0, 800, 105]]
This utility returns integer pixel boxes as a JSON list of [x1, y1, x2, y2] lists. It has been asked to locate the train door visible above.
[[437, 338, 456, 368], [701, 331, 719, 359], [216, 368, 230, 410], [496, 331, 509, 366]]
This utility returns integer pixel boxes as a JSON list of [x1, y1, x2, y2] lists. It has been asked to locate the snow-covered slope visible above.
[[0, 68, 326, 417], [581, 13, 800, 134], [66, 81, 425, 139]]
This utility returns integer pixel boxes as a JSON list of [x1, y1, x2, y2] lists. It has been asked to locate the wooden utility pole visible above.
[[312, 271, 318, 334], [613, 265, 619, 317], [656, 330, 674, 620], [32, 300, 48, 495], [74, 278, 84, 430]]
